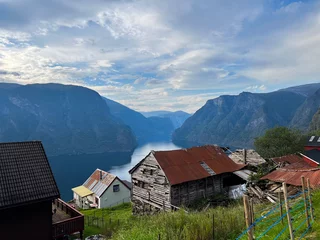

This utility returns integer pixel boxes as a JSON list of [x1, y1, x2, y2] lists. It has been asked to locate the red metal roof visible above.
[[153, 145, 245, 185], [272, 154, 302, 165], [261, 160, 320, 187]]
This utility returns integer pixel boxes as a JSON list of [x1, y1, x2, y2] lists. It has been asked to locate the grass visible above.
[[80, 190, 320, 240]]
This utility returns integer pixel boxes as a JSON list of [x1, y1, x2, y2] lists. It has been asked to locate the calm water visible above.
[[48, 142, 181, 201]]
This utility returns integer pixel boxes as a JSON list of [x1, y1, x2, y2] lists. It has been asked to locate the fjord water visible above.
[[48, 142, 181, 201]]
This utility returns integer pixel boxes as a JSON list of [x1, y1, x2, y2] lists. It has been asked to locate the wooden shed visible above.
[[129, 145, 246, 214]]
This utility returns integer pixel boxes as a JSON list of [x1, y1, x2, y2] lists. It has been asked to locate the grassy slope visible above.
[[80, 190, 320, 240]]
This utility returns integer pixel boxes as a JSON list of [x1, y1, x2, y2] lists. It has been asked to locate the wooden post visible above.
[[243, 195, 253, 240], [307, 178, 314, 221], [283, 182, 294, 240], [158, 233, 161, 240], [301, 176, 310, 228], [249, 198, 254, 232], [212, 214, 215, 240], [278, 192, 283, 225]]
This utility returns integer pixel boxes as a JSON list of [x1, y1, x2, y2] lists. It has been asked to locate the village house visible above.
[[129, 145, 249, 214], [72, 169, 131, 209], [0, 141, 84, 240]]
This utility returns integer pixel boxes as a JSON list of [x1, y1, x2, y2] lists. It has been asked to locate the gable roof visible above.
[[305, 136, 320, 147], [83, 169, 116, 197], [272, 154, 303, 165], [0, 141, 60, 210], [150, 145, 245, 185]]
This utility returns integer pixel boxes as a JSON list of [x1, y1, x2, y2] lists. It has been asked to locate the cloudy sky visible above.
[[0, 0, 319, 113]]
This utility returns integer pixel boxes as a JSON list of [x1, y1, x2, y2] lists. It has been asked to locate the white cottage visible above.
[[72, 169, 131, 209]]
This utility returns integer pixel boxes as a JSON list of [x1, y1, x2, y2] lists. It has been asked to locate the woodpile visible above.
[[246, 182, 300, 203]]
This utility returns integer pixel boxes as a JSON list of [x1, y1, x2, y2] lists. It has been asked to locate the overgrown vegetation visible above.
[[254, 126, 306, 158], [80, 190, 320, 240]]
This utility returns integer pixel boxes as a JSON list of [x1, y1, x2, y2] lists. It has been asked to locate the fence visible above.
[[236, 177, 314, 240]]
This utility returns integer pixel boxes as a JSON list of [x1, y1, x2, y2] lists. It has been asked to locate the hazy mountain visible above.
[[0, 83, 137, 155], [141, 110, 191, 129], [309, 108, 320, 132], [104, 98, 175, 143], [173, 83, 320, 148]]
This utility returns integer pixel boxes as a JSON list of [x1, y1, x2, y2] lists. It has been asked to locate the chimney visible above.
[[243, 149, 247, 164], [100, 170, 102, 180]]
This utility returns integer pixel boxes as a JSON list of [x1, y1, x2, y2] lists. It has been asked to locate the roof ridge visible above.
[[0, 140, 42, 145]]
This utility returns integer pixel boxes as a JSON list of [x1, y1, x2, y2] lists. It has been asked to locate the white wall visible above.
[[99, 178, 131, 208]]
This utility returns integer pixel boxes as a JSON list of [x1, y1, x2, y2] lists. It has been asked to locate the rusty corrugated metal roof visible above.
[[272, 154, 302, 165], [153, 145, 245, 185], [261, 159, 320, 187], [83, 169, 116, 197]]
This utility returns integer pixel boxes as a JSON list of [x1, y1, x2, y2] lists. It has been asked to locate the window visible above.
[[150, 169, 154, 175], [113, 184, 120, 192], [95, 197, 99, 205]]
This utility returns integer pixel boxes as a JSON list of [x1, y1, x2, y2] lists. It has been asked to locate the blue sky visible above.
[[0, 0, 319, 112]]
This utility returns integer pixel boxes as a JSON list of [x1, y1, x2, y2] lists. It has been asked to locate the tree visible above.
[[254, 126, 305, 159]]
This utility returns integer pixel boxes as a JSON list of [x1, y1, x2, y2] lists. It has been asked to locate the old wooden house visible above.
[[129, 145, 247, 214]]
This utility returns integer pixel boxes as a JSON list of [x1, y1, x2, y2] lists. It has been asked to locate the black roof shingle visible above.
[[0, 141, 60, 210]]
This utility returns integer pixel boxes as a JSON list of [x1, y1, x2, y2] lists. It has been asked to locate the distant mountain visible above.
[[173, 83, 320, 148], [0, 83, 137, 155], [141, 110, 191, 129], [104, 98, 175, 143], [278, 83, 320, 97]]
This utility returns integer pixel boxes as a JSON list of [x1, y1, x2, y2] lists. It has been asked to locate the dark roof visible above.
[[305, 136, 320, 147], [122, 180, 132, 190], [303, 149, 320, 164], [0, 141, 60, 210], [152, 145, 245, 185], [272, 154, 302, 165]]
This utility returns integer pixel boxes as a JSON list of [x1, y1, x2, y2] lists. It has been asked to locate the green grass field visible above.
[[80, 190, 320, 240]]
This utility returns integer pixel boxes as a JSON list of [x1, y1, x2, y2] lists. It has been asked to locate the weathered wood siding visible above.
[[170, 173, 244, 206], [131, 153, 171, 213]]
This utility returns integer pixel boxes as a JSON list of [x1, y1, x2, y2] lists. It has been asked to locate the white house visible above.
[[72, 169, 131, 209]]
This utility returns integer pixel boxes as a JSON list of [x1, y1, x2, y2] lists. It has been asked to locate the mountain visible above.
[[141, 110, 192, 129], [173, 83, 320, 148], [104, 98, 175, 143], [309, 109, 320, 132], [0, 83, 137, 155]]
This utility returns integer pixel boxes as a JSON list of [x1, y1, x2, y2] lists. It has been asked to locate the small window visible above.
[[95, 197, 99, 205], [150, 169, 154, 175], [113, 184, 120, 192]]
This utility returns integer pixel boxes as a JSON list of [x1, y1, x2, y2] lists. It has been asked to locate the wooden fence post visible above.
[[243, 195, 253, 240], [307, 178, 314, 222], [158, 233, 161, 240], [301, 176, 310, 228], [249, 198, 254, 232], [212, 214, 215, 240], [283, 182, 294, 240], [278, 192, 283, 225]]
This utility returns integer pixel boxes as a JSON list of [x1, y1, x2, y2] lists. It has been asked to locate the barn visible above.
[[129, 145, 247, 214]]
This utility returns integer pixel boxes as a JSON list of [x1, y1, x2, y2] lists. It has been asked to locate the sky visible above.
[[0, 0, 319, 113]]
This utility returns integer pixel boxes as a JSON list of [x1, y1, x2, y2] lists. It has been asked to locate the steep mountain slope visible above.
[[309, 109, 320, 132], [290, 88, 320, 130], [141, 111, 191, 129], [0, 83, 137, 155], [173, 90, 306, 148], [104, 98, 175, 143]]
